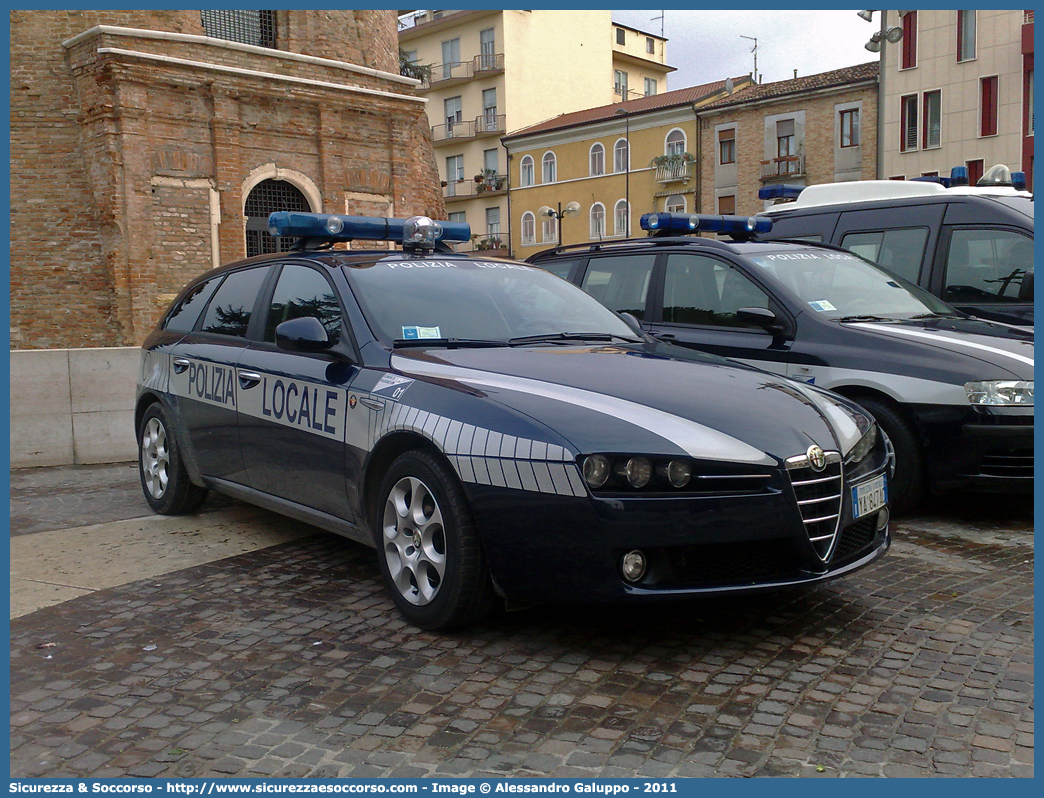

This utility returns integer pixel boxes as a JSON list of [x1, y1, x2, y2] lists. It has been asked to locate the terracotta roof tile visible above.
[[503, 76, 752, 141], [697, 62, 879, 112]]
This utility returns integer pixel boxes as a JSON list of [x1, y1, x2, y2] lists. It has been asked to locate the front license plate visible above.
[[852, 474, 887, 519]]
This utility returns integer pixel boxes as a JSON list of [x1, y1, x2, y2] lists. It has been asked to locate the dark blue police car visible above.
[[137, 213, 890, 629], [528, 212, 1034, 514]]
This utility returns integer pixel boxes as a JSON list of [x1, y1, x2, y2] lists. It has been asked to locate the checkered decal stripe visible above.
[[371, 400, 587, 498]]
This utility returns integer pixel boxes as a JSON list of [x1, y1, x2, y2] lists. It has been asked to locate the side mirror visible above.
[[618, 311, 643, 333], [275, 316, 333, 353], [737, 306, 785, 334], [1019, 268, 1034, 301]]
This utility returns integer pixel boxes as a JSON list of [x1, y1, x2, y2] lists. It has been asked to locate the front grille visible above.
[[833, 517, 877, 564], [655, 539, 800, 588], [980, 450, 1034, 478], [786, 451, 843, 561]]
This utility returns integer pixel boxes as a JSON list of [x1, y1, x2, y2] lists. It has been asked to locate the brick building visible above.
[[10, 10, 443, 350], [695, 63, 879, 217]]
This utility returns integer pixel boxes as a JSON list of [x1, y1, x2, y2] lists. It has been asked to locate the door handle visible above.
[[172, 358, 190, 374], [655, 333, 676, 340], [359, 396, 385, 411], [238, 371, 262, 389]]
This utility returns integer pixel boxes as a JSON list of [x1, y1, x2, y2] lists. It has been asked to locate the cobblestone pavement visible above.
[[9, 466, 1034, 778]]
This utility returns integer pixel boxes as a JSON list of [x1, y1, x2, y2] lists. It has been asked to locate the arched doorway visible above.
[[244, 179, 312, 257]]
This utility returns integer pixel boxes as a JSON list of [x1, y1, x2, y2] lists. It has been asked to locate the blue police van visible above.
[[137, 213, 891, 629]]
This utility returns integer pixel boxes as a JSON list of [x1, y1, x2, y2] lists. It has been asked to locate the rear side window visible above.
[[840, 228, 928, 283], [163, 276, 220, 333], [580, 255, 656, 319], [534, 258, 580, 281], [199, 267, 269, 337], [944, 229, 1034, 303]]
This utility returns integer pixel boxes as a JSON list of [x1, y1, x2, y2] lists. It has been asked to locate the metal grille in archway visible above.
[[244, 179, 312, 257], [200, 10, 276, 48]]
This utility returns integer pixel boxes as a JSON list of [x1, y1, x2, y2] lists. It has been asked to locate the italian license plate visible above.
[[852, 474, 887, 519]]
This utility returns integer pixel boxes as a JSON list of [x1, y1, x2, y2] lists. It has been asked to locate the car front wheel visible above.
[[375, 450, 497, 630], [855, 396, 923, 515], [138, 403, 208, 515]]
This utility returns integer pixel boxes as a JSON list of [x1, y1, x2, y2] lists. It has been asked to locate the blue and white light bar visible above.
[[758, 185, 805, 201], [267, 212, 471, 246], [641, 212, 772, 236]]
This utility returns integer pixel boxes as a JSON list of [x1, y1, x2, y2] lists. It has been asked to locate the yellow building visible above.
[[399, 10, 670, 253], [502, 78, 752, 258]]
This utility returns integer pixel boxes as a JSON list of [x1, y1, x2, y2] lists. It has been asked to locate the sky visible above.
[[611, 9, 883, 89]]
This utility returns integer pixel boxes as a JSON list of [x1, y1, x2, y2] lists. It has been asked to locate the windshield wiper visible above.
[[835, 315, 900, 323], [507, 331, 645, 346], [392, 337, 507, 349], [907, 312, 967, 320]]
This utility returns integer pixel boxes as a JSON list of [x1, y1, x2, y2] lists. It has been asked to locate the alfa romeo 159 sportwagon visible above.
[[136, 213, 890, 629]]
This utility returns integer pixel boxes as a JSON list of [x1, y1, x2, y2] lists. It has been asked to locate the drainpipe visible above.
[[502, 141, 513, 257]]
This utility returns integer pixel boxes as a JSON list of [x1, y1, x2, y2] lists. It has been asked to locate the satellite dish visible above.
[[725, 77, 734, 95]]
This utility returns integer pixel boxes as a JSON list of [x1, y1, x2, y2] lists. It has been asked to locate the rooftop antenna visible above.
[[651, 10, 664, 38], [740, 34, 758, 83]]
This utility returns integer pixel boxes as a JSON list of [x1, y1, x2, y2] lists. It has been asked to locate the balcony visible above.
[[475, 112, 506, 137], [442, 174, 507, 201], [761, 155, 805, 181], [432, 113, 505, 146], [655, 162, 694, 184], [419, 53, 505, 91], [432, 119, 476, 144]]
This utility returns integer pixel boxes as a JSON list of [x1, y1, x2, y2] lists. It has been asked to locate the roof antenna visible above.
[[740, 35, 758, 83], [651, 10, 664, 38]]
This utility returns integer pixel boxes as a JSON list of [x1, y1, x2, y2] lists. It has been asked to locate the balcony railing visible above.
[[761, 155, 805, 181], [655, 162, 694, 183], [420, 53, 505, 90], [432, 119, 476, 143], [442, 174, 507, 200], [476, 112, 506, 136]]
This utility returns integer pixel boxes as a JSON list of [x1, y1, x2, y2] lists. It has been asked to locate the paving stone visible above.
[[8, 465, 1034, 779]]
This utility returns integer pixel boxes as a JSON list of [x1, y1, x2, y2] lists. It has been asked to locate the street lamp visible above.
[[538, 201, 581, 246], [858, 10, 904, 179], [614, 107, 631, 236]]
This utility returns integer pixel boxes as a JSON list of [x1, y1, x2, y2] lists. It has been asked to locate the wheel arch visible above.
[[134, 392, 206, 487], [362, 430, 453, 530]]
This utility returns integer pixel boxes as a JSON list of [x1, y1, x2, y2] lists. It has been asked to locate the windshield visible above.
[[345, 257, 640, 346], [745, 247, 954, 319]]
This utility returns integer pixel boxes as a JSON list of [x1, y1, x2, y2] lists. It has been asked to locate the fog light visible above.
[[625, 457, 652, 488], [583, 455, 611, 489], [875, 507, 889, 532], [666, 460, 692, 488], [621, 550, 647, 583]]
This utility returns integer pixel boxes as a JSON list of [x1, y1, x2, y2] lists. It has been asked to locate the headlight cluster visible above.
[[965, 380, 1034, 406], [583, 454, 696, 490], [844, 424, 878, 467]]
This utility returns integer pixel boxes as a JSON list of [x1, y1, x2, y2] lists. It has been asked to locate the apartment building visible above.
[[502, 78, 752, 259], [399, 10, 670, 252], [878, 10, 1034, 189], [696, 63, 879, 217]]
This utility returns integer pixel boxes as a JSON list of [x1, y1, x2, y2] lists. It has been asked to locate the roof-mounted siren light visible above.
[[977, 163, 1015, 187], [640, 212, 772, 239], [949, 166, 970, 187], [267, 212, 471, 251], [910, 175, 951, 187], [758, 184, 805, 203]]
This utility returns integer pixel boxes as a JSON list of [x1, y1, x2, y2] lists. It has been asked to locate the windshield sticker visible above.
[[809, 300, 837, 312], [373, 373, 415, 399], [401, 325, 441, 340]]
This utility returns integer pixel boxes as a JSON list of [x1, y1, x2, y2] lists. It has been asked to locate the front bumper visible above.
[[465, 459, 890, 604], [914, 405, 1033, 493]]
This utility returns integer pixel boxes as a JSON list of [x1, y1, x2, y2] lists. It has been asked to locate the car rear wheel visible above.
[[138, 404, 208, 515], [376, 450, 497, 630], [854, 396, 923, 515]]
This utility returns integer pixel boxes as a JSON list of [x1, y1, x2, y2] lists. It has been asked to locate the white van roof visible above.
[[760, 179, 1031, 215]]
